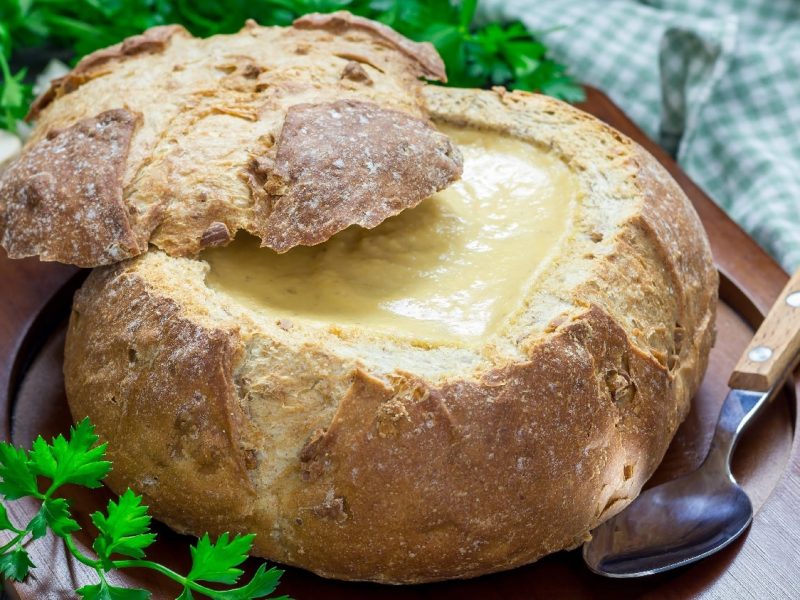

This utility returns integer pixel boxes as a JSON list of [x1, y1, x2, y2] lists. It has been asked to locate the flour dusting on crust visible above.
[[0, 109, 140, 266], [254, 100, 463, 252]]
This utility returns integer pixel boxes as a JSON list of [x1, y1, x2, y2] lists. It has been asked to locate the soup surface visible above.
[[203, 126, 577, 342]]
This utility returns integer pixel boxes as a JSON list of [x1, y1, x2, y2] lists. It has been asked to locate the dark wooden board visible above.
[[1, 87, 797, 599]]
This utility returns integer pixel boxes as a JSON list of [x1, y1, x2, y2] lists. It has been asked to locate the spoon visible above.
[[583, 268, 800, 577]]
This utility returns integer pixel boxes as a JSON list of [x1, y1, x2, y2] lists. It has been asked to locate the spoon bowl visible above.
[[583, 387, 771, 577], [583, 460, 754, 577]]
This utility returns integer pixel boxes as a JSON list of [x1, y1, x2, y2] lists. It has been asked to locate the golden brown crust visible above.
[[5, 14, 460, 266], [284, 306, 674, 581], [253, 99, 462, 252], [0, 109, 141, 266], [63, 86, 718, 583], [64, 265, 257, 531], [292, 11, 446, 81], [27, 25, 189, 120]]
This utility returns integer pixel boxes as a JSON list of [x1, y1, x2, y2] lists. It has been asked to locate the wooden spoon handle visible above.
[[729, 268, 800, 391]]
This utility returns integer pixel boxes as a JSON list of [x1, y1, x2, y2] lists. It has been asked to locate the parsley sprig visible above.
[[0, 0, 582, 134], [0, 418, 289, 599]]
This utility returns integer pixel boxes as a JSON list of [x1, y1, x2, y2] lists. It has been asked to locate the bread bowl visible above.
[[0, 13, 716, 585]]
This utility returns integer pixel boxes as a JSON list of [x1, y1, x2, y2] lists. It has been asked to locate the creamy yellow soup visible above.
[[203, 126, 576, 342]]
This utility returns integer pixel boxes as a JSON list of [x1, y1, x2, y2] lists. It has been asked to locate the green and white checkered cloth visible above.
[[482, 0, 800, 272]]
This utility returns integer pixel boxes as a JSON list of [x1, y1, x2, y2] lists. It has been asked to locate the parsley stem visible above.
[[113, 559, 231, 597], [0, 530, 25, 553], [3, 521, 25, 535], [63, 534, 101, 569]]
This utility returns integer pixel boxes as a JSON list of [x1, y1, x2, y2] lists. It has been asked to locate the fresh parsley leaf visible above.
[[0, 443, 38, 500], [0, 501, 16, 531], [0, 48, 32, 134], [41, 497, 80, 536], [28, 417, 112, 490], [28, 508, 48, 540], [0, 67, 29, 112], [0, 418, 290, 597], [0, 547, 35, 581], [187, 532, 256, 585], [29, 497, 80, 539], [91, 489, 157, 565], [77, 581, 151, 600], [179, 535, 288, 599], [539, 75, 586, 103], [215, 564, 287, 600], [419, 22, 467, 84], [27, 436, 57, 477], [459, 0, 478, 29]]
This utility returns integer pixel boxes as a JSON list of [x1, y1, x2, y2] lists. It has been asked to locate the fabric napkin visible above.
[[482, 0, 800, 272]]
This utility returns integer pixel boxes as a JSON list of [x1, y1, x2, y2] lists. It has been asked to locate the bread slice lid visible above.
[[0, 12, 463, 267]]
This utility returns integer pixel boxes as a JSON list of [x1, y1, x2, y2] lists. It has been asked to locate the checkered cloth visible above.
[[482, 0, 800, 272]]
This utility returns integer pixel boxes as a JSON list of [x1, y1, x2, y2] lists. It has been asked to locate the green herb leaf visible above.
[[215, 564, 287, 600], [28, 508, 48, 540], [187, 532, 255, 585], [0, 548, 35, 581], [42, 497, 80, 536], [0, 419, 289, 597], [0, 68, 26, 109], [539, 76, 586, 103], [459, 0, 478, 29], [0, 46, 33, 134], [0, 443, 38, 500], [0, 501, 16, 531], [91, 488, 156, 564], [28, 417, 111, 490], [77, 581, 151, 600]]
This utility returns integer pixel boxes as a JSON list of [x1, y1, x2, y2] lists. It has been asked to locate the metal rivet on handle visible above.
[[748, 346, 773, 362], [786, 291, 800, 307]]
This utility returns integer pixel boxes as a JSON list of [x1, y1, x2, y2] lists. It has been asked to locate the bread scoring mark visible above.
[[0, 109, 141, 266], [252, 99, 463, 253], [604, 368, 637, 405]]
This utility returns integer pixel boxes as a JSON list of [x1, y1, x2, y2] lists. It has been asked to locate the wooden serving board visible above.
[[1, 87, 798, 599]]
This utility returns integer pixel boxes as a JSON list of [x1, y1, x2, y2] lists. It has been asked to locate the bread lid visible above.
[[0, 12, 463, 267]]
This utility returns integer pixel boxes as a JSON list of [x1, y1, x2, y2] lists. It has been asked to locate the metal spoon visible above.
[[584, 268, 800, 577]]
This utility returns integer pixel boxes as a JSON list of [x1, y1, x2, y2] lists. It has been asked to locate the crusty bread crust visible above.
[[1, 13, 462, 266], [64, 86, 717, 583]]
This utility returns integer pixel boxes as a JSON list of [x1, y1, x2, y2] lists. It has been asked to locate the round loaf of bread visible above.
[[64, 81, 717, 583]]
